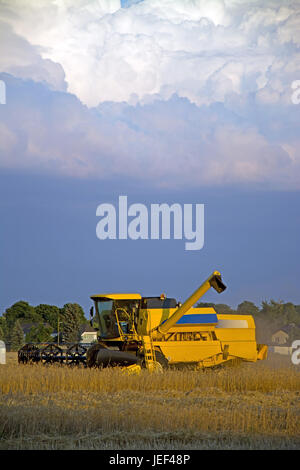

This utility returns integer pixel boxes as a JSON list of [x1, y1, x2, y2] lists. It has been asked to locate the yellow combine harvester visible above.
[[87, 271, 268, 371]]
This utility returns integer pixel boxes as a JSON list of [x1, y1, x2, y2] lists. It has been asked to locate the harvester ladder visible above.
[[142, 335, 156, 370]]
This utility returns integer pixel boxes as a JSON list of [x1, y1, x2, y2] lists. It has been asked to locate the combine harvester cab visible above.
[[88, 271, 268, 370]]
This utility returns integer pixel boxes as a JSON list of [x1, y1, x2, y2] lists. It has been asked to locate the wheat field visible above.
[[0, 352, 300, 450]]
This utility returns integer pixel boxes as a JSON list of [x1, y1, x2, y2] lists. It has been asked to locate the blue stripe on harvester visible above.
[[176, 314, 218, 324]]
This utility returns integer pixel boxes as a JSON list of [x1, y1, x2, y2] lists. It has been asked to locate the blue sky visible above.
[[0, 0, 300, 315], [1, 169, 299, 314]]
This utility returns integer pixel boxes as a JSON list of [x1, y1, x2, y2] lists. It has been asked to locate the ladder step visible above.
[[142, 336, 156, 369]]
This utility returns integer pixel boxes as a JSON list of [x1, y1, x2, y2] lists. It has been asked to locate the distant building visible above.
[[271, 328, 289, 345], [79, 324, 98, 343], [271, 324, 299, 345]]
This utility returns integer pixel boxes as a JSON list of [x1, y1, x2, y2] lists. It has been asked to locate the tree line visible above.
[[0, 301, 87, 351]]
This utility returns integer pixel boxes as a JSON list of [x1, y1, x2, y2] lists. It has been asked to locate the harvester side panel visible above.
[[155, 340, 222, 364]]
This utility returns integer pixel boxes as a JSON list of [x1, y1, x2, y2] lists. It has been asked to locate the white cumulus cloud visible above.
[[0, 0, 299, 106], [0, 0, 300, 189]]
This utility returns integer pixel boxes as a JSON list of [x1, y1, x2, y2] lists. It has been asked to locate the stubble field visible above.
[[0, 352, 300, 450]]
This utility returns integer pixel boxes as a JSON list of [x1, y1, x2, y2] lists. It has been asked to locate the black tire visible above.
[[154, 350, 169, 369]]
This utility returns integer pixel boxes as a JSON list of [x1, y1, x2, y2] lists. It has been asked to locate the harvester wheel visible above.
[[154, 350, 169, 369]]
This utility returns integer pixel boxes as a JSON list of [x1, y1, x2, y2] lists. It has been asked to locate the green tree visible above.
[[61, 303, 85, 343], [10, 320, 24, 351], [289, 325, 300, 343], [3, 301, 42, 330], [196, 302, 216, 308], [0, 317, 8, 342], [35, 304, 60, 330], [25, 324, 54, 343], [260, 300, 300, 327], [196, 302, 236, 314], [260, 300, 285, 324], [237, 301, 260, 316], [214, 304, 236, 314], [281, 302, 299, 324], [72, 303, 86, 325]]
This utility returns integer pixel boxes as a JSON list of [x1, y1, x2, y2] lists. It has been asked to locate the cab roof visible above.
[[90, 293, 142, 301]]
